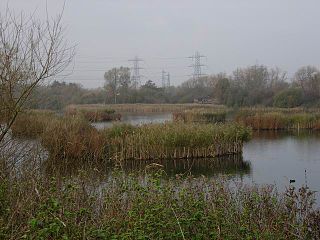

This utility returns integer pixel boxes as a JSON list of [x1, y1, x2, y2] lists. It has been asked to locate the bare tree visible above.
[[0, 8, 74, 143], [294, 66, 320, 99]]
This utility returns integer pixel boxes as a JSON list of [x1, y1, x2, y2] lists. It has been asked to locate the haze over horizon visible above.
[[1, 0, 320, 88]]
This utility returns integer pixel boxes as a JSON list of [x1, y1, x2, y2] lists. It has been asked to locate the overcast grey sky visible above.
[[1, 0, 320, 88]]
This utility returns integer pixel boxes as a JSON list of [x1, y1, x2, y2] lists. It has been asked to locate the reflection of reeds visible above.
[[173, 109, 227, 123], [235, 109, 320, 130], [104, 123, 251, 161], [119, 154, 251, 177]]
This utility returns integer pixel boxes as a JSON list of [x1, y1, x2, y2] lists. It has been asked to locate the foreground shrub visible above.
[[0, 171, 319, 239]]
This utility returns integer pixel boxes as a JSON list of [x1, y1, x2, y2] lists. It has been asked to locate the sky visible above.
[[1, 0, 320, 88]]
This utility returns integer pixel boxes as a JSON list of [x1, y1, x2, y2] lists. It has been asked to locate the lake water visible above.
[[92, 113, 172, 129], [243, 131, 320, 193], [94, 113, 320, 197]]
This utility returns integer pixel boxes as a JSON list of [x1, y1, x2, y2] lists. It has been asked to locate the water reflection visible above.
[[41, 154, 251, 180], [252, 129, 320, 140], [244, 130, 320, 197], [117, 154, 251, 177]]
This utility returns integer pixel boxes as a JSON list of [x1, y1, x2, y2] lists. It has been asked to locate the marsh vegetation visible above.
[[1, 5, 320, 239]]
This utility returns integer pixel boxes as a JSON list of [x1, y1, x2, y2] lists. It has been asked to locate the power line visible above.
[[128, 56, 143, 89], [161, 70, 171, 88], [162, 70, 166, 88], [188, 51, 207, 80]]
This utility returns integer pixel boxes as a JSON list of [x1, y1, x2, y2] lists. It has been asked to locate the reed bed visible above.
[[235, 109, 320, 130], [104, 123, 251, 161], [65, 105, 121, 122], [173, 108, 227, 123], [40, 116, 107, 164], [68, 103, 223, 113], [9, 111, 251, 163], [9, 111, 107, 164], [11, 110, 56, 138], [239, 107, 320, 114]]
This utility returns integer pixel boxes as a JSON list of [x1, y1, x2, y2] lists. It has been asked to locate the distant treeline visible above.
[[29, 65, 320, 110]]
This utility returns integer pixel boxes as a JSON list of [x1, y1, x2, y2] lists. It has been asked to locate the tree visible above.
[[273, 88, 303, 108], [226, 65, 288, 106], [0, 8, 74, 143], [294, 66, 320, 100], [104, 67, 130, 104]]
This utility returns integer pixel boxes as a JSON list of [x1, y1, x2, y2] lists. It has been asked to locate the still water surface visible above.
[[95, 113, 320, 196]]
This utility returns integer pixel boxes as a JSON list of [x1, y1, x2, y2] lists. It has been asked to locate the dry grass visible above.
[[104, 123, 251, 161], [8, 111, 251, 163], [11, 110, 56, 138], [65, 105, 121, 122], [235, 109, 320, 130], [173, 108, 227, 123], [68, 103, 224, 113], [40, 116, 107, 164]]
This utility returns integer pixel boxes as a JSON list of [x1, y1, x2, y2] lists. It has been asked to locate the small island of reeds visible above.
[[173, 108, 227, 123], [104, 122, 251, 161], [235, 108, 320, 130]]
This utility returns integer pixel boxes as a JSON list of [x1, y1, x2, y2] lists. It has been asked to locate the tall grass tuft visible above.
[[104, 123, 251, 161], [235, 109, 320, 130], [65, 105, 121, 122], [41, 116, 107, 164], [11, 110, 56, 138], [173, 108, 227, 123]]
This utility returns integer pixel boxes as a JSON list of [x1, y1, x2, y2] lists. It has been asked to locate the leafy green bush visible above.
[[273, 88, 303, 108]]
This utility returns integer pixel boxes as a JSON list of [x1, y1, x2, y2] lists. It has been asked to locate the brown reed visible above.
[[104, 123, 251, 161]]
